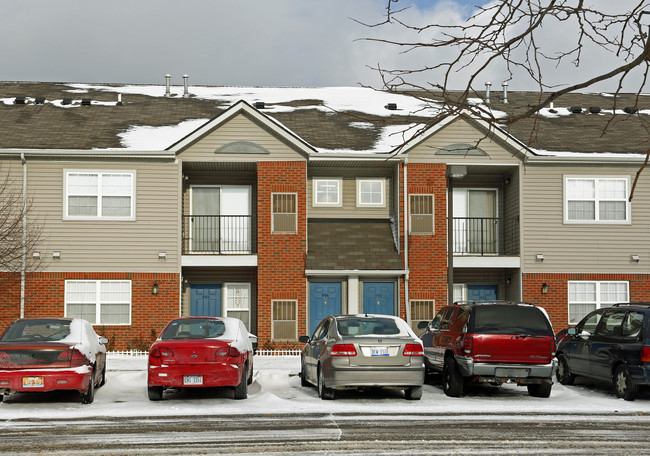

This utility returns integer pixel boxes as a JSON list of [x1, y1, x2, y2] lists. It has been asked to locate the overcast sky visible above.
[[2, 0, 646, 92]]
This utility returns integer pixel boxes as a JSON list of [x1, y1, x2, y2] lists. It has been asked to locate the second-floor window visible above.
[[272, 193, 297, 233], [313, 178, 342, 206], [410, 194, 434, 234], [357, 178, 385, 207], [65, 171, 135, 220], [565, 176, 629, 223]]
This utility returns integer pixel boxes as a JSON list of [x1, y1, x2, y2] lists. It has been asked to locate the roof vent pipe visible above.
[[164, 74, 171, 97], [501, 82, 508, 104], [182, 74, 190, 98], [117, 93, 123, 106], [485, 82, 492, 104]]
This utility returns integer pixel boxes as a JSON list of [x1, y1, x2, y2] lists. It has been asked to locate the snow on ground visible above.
[[1, 355, 649, 421]]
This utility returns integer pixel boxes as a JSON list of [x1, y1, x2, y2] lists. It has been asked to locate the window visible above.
[[357, 179, 385, 207], [409, 300, 435, 333], [272, 193, 297, 233], [568, 281, 629, 324], [272, 300, 297, 340], [410, 194, 434, 234], [224, 283, 251, 330], [313, 178, 341, 206], [65, 171, 135, 220], [565, 177, 629, 223], [65, 280, 131, 325]]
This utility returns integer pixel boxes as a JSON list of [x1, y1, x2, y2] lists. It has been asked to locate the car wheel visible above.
[[234, 364, 248, 400], [81, 368, 95, 404], [147, 386, 163, 401], [556, 355, 575, 386], [300, 358, 309, 387], [317, 366, 335, 400], [614, 365, 638, 401], [527, 381, 552, 398], [405, 385, 422, 400], [442, 357, 463, 397]]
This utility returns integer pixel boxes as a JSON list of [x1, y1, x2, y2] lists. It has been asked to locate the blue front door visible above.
[[467, 284, 498, 301], [309, 282, 342, 336], [363, 282, 395, 315], [190, 284, 222, 316]]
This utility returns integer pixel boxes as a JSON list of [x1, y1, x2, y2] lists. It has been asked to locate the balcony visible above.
[[182, 215, 256, 254], [452, 217, 519, 256]]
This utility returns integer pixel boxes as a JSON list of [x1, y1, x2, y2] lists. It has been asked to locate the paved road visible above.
[[2, 413, 649, 455]]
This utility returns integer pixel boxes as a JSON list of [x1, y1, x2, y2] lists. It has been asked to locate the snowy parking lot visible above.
[[1, 354, 649, 421]]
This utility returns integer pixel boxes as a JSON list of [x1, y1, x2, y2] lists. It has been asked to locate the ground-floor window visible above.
[[272, 300, 297, 341], [410, 300, 436, 333], [65, 280, 131, 325], [224, 283, 251, 330], [568, 281, 629, 324]]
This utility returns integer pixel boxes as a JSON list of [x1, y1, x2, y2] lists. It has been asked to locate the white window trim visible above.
[[567, 280, 629, 324], [356, 178, 386, 207], [63, 170, 136, 221], [563, 175, 630, 225], [224, 282, 251, 329], [64, 279, 132, 326], [312, 178, 342, 207]]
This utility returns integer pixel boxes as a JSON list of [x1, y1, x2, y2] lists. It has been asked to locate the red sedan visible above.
[[147, 316, 254, 400], [0, 318, 108, 404]]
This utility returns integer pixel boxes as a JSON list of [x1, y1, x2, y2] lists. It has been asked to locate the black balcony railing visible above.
[[182, 215, 256, 254], [451, 217, 519, 256]]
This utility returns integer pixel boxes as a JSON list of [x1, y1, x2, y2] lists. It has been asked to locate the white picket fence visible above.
[[108, 349, 301, 357]]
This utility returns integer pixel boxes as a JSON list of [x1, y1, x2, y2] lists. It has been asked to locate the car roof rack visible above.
[[452, 300, 536, 307], [612, 302, 650, 309]]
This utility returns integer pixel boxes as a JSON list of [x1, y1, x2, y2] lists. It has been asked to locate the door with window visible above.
[[362, 282, 395, 315], [190, 186, 251, 253], [454, 189, 498, 254], [467, 284, 498, 301], [190, 284, 221, 316], [309, 282, 342, 335], [224, 283, 251, 330]]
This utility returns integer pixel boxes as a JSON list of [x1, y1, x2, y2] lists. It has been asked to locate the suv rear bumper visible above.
[[456, 356, 558, 382]]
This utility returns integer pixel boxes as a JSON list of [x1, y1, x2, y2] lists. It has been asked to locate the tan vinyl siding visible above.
[[179, 114, 306, 162], [522, 164, 650, 273], [28, 160, 179, 273], [307, 169, 393, 219], [408, 118, 522, 163]]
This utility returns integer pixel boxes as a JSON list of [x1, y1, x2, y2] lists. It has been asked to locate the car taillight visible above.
[[0, 351, 9, 361], [551, 339, 557, 357], [216, 347, 240, 358], [463, 336, 473, 355], [150, 347, 174, 358], [58, 349, 88, 367], [330, 344, 357, 357], [642, 346, 650, 363], [403, 344, 423, 357]]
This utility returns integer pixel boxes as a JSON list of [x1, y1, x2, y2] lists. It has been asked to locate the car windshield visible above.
[[161, 319, 227, 340], [472, 305, 553, 336], [1, 319, 72, 342], [337, 318, 401, 336]]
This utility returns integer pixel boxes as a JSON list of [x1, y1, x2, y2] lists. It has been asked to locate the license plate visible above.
[[23, 376, 44, 388], [371, 346, 390, 357], [183, 375, 203, 385], [494, 368, 530, 378]]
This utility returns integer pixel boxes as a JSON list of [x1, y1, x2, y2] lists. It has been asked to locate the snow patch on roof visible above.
[[117, 119, 209, 150]]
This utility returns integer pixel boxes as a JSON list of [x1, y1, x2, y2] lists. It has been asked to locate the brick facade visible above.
[[256, 161, 307, 349], [405, 163, 448, 314], [523, 273, 650, 330], [0, 272, 180, 351]]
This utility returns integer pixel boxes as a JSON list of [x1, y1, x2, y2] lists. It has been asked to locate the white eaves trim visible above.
[[167, 100, 316, 157], [0, 149, 176, 159]]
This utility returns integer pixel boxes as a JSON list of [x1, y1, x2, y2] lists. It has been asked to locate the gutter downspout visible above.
[[447, 173, 454, 306], [21, 152, 26, 318], [403, 158, 410, 323]]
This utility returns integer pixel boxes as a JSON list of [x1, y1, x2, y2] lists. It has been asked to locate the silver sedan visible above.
[[299, 314, 425, 400]]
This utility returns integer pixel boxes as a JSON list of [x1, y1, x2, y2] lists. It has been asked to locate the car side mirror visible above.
[[567, 327, 576, 336], [98, 336, 109, 345], [298, 335, 310, 343], [417, 321, 429, 330]]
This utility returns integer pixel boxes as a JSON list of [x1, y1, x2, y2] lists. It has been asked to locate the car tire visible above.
[[442, 357, 463, 397], [556, 355, 575, 386], [318, 366, 335, 400], [405, 385, 422, 400], [300, 358, 309, 387], [234, 364, 249, 400], [527, 381, 552, 398], [147, 386, 163, 401], [247, 361, 254, 386], [99, 364, 107, 387], [81, 368, 95, 404], [614, 364, 638, 401]]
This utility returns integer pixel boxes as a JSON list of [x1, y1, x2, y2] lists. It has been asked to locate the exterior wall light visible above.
[[541, 283, 549, 294], [631, 255, 640, 263], [152, 283, 159, 295], [536, 254, 544, 262], [53, 251, 61, 260], [32, 252, 41, 259], [158, 252, 166, 260]]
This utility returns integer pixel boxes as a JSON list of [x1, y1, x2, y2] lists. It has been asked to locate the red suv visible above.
[[417, 301, 557, 397]]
